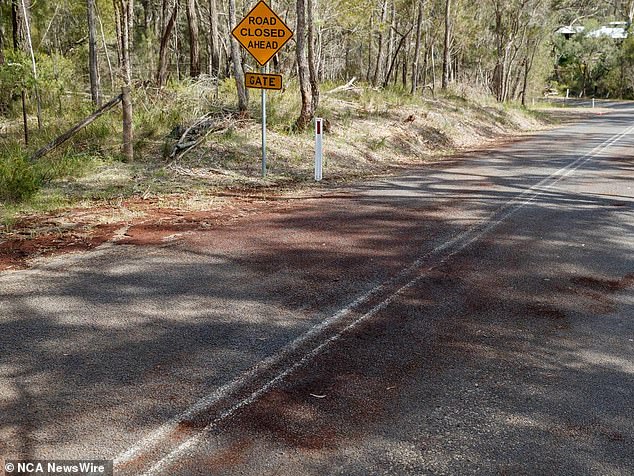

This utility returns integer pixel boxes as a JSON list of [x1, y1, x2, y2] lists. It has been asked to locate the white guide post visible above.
[[315, 117, 323, 181]]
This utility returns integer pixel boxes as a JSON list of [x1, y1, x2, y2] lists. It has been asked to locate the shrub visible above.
[[0, 149, 42, 202]]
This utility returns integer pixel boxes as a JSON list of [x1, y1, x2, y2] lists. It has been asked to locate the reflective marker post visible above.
[[315, 117, 323, 181]]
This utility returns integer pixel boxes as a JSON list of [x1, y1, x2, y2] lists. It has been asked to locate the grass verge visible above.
[[1, 79, 576, 233]]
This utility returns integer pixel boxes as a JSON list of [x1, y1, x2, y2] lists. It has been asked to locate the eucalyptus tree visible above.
[[87, 0, 101, 106], [185, 0, 200, 77], [228, 0, 248, 112], [156, 0, 179, 88], [113, 0, 134, 160], [295, 0, 313, 129]]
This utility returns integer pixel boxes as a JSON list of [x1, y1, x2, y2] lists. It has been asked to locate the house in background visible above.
[[555, 22, 629, 40], [555, 25, 585, 39], [587, 22, 629, 39]]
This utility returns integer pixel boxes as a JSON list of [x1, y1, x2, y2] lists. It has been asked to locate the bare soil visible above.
[[0, 100, 599, 272]]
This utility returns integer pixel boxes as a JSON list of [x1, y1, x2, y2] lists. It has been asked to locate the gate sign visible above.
[[245, 72, 283, 90], [231, 0, 293, 66]]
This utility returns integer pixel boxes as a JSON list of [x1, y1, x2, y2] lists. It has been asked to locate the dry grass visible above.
[[1, 80, 568, 227], [161, 88, 549, 191]]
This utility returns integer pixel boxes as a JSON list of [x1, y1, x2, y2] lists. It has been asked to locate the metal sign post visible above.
[[231, 0, 293, 179], [315, 117, 323, 181], [261, 66, 267, 177]]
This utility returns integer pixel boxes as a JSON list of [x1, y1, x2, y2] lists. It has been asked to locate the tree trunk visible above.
[[411, 0, 423, 94], [113, 0, 123, 66], [402, 47, 407, 89], [492, 6, 504, 101], [521, 57, 529, 106], [123, 0, 133, 85], [366, 13, 374, 82], [208, 0, 220, 77], [0, 23, 5, 66], [115, 0, 134, 160], [87, 0, 102, 106], [122, 85, 133, 160], [186, 0, 200, 77], [97, 8, 115, 90], [384, 0, 395, 81], [521, 38, 539, 106], [422, 34, 429, 93], [228, 0, 248, 112], [12, 0, 28, 143], [157, 0, 178, 88], [20, 0, 41, 129], [307, 0, 319, 112], [295, 0, 313, 131], [441, 0, 451, 90], [383, 26, 411, 88], [372, 0, 388, 85], [431, 43, 436, 92], [12, 0, 25, 51]]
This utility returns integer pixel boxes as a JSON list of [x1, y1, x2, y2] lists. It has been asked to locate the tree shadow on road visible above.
[[1, 109, 633, 474]]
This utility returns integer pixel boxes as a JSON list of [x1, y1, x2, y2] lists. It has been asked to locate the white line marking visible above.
[[115, 120, 634, 475]]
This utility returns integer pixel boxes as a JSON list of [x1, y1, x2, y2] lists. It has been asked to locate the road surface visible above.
[[1, 103, 633, 475]]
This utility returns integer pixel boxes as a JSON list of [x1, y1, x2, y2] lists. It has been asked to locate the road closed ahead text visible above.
[[232, 0, 293, 66], [240, 17, 287, 50]]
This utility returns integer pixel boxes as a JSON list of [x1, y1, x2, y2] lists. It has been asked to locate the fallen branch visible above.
[[172, 125, 223, 162], [326, 77, 358, 95], [169, 113, 248, 161], [29, 93, 123, 162], [170, 112, 213, 157]]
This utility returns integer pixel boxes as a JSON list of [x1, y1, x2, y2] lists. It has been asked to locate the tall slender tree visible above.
[[20, 0, 41, 129], [11, 0, 25, 51], [411, 0, 423, 93], [372, 0, 388, 85], [87, 0, 102, 106], [228, 0, 248, 112], [0, 21, 5, 66], [295, 0, 313, 130], [114, 0, 134, 160], [185, 0, 200, 77], [307, 0, 319, 112], [157, 0, 179, 88], [441, 0, 451, 90], [11, 0, 29, 143], [207, 0, 220, 77]]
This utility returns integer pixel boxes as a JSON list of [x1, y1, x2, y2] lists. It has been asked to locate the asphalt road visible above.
[[1, 104, 633, 475]]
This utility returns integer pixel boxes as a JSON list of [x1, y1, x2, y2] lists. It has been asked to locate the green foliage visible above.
[[44, 151, 101, 180], [35, 53, 78, 109], [0, 138, 103, 204], [618, 34, 634, 98], [0, 49, 78, 116], [0, 147, 42, 202], [267, 83, 303, 131], [0, 50, 30, 113], [552, 22, 632, 98]]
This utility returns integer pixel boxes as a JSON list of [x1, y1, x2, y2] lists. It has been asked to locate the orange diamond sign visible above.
[[231, 0, 293, 66]]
